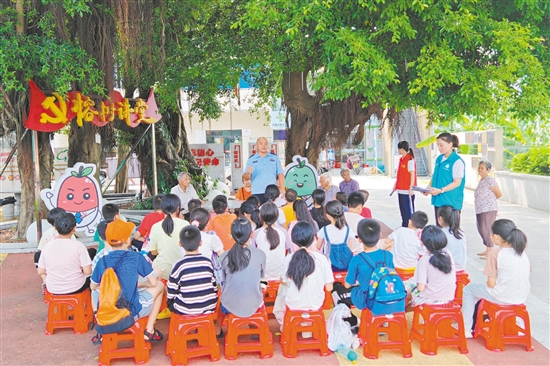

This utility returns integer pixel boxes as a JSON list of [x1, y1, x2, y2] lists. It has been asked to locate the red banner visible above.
[[25, 79, 162, 132]]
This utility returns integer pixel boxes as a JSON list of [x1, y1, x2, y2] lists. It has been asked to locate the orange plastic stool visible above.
[[263, 280, 280, 314], [410, 302, 468, 355], [333, 271, 347, 284], [359, 309, 412, 359], [473, 299, 533, 352], [98, 317, 152, 366], [454, 271, 470, 306], [395, 268, 415, 281], [44, 288, 52, 304], [224, 306, 273, 360], [45, 289, 93, 335], [322, 288, 333, 310], [281, 307, 331, 358], [166, 312, 221, 365]]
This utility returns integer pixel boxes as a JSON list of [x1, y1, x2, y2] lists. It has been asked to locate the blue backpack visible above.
[[323, 226, 353, 271], [360, 252, 406, 316]]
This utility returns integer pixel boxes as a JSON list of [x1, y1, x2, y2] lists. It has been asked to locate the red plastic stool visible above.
[[224, 306, 273, 360], [99, 317, 152, 366], [410, 302, 468, 355], [359, 309, 412, 359], [45, 289, 93, 335], [454, 271, 470, 305], [166, 312, 221, 365], [281, 307, 331, 358], [333, 271, 347, 284], [395, 268, 415, 281], [473, 299, 533, 352], [263, 280, 280, 314]]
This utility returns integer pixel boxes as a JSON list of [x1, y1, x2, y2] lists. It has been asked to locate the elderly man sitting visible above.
[[318, 172, 339, 204], [339, 168, 360, 195], [170, 172, 199, 213]]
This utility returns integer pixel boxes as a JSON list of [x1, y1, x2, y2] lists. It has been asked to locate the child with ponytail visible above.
[[437, 205, 467, 271], [215, 218, 266, 337], [288, 200, 319, 253], [148, 194, 190, 279], [316, 200, 360, 271], [407, 225, 456, 307], [188, 208, 224, 258], [462, 219, 530, 338], [274, 222, 333, 326], [255, 202, 287, 280]]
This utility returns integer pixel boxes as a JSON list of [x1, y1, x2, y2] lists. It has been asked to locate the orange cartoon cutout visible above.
[[40, 163, 103, 236]]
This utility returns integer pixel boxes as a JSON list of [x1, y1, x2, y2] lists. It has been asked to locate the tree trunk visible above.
[[14, 119, 34, 239], [283, 71, 385, 168], [67, 122, 102, 178], [115, 143, 129, 193]]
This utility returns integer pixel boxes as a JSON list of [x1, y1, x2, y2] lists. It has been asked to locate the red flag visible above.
[[25, 79, 70, 132]]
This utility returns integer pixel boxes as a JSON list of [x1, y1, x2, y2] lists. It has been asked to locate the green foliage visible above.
[[509, 146, 550, 176], [0, 5, 104, 109]]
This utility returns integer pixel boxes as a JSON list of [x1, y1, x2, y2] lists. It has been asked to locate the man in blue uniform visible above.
[[246, 137, 284, 204]]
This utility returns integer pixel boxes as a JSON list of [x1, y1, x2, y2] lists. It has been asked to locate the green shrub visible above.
[[509, 147, 550, 176]]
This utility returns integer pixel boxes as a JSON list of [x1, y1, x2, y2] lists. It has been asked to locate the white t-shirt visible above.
[[442, 227, 467, 271], [255, 226, 287, 280], [317, 225, 356, 245], [282, 251, 333, 310], [199, 231, 224, 258], [484, 247, 530, 304], [386, 227, 426, 269], [441, 155, 465, 179], [170, 184, 199, 213], [343, 213, 365, 254]]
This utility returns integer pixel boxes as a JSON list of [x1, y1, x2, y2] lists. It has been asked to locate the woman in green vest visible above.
[[423, 133, 466, 224]]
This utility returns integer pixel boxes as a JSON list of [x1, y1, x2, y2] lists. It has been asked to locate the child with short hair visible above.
[[344, 191, 366, 235], [183, 198, 202, 221], [35, 208, 76, 268], [462, 219, 530, 338], [407, 225, 456, 307], [358, 189, 372, 218], [235, 172, 253, 201], [255, 202, 287, 280], [382, 211, 428, 270], [95, 203, 121, 252], [37, 213, 94, 295], [275, 222, 333, 325], [345, 219, 394, 310], [215, 218, 266, 336], [133, 195, 165, 251], [167, 225, 218, 315], [205, 195, 237, 251], [335, 191, 348, 212], [437, 205, 467, 271], [91, 219, 165, 342], [310, 189, 330, 229], [281, 188, 298, 227], [317, 201, 359, 271], [148, 194, 190, 280]]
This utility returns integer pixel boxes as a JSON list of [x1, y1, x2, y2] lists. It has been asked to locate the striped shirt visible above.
[[167, 254, 218, 315]]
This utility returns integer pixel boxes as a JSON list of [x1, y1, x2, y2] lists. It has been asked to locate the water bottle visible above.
[[337, 345, 358, 364]]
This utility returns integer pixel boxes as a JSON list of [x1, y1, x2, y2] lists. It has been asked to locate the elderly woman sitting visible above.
[[318, 172, 339, 204]]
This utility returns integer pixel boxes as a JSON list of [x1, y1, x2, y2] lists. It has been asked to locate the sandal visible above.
[[91, 333, 102, 345], [144, 329, 163, 342]]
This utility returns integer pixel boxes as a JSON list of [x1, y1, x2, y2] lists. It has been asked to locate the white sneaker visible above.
[[302, 332, 313, 338], [465, 331, 473, 339]]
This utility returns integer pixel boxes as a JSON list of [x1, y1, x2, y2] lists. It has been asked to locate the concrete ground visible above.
[[0, 173, 548, 365]]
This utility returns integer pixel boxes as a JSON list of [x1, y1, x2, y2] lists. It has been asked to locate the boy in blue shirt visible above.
[[345, 219, 395, 310]]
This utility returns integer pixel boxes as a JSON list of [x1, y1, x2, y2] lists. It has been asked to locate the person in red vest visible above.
[[393, 141, 417, 227]]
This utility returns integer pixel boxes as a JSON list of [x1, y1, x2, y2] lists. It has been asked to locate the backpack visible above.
[[95, 252, 137, 334], [360, 252, 406, 316], [322, 226, 353, 271]]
